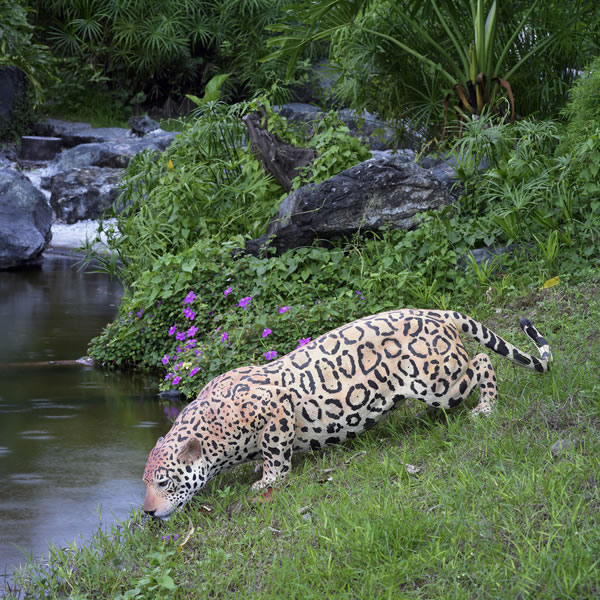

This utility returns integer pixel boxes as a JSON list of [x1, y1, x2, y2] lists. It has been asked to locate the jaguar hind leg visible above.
[[430, 352, 499, 415]]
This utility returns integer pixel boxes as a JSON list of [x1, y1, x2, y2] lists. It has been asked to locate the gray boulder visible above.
[[32, 118, 128, 147], [276, 104, 398, 151], [46, 134, 177, 174], [246, 151, 453, 256], [129, 115, 160, 136], [33, 118, 177, 149], [48, 167, 124, 224], [0, 168, 52, 269]]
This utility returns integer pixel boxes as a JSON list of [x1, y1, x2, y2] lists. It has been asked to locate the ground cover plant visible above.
[[5, 283, 600, 599]]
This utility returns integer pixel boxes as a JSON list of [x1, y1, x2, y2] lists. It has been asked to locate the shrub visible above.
[[89, 213, 493, 398], [0, 0, 53, 138], [559, 56, 600, 153]]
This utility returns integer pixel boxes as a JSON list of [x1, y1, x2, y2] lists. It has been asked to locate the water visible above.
[[0, 254, 171, 574]]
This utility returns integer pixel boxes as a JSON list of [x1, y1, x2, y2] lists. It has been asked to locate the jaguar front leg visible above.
[[252, 399, 296, 490]]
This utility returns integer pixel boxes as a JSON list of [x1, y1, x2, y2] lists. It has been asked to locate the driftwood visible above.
[[0, 358, 94, 369], [242, 108, 316, 192]]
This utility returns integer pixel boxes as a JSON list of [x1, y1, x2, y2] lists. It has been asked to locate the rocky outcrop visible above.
[[276, 104, 398, 151], [47, 167, 124, 224], [246, 151, 453, 256], [0, 168, 52, 269], [128, 115, 160, 136], [43, 135, 173, 175], [32, 118, 176, 149], [20, 120, 179, 224]]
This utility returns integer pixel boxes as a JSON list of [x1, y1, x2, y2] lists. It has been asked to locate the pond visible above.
[[0, 254, 171, 576]]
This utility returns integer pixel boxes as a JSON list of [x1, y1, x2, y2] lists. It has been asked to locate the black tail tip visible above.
[[519, 318, 533, 329]]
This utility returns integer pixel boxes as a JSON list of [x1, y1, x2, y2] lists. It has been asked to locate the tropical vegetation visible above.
[[268, 0, 600, 136]]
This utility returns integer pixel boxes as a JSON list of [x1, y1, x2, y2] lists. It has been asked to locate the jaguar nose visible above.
[[144, 509, 156, 517]]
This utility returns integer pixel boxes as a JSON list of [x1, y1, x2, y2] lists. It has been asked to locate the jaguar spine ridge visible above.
[[143, 309, 551, 519]]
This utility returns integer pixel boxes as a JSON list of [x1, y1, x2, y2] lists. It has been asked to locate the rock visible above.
[[129, 115, 160, 136], [275, 104, 398, 150], [19, 122, 179, 225], [246, 151, 452, 256], [45, 134, 177, 175], [0, 67, 26, 134], [20, 136, 62, 161], [461, 245, 515, 270], [32, 118, 177, 149], [32, 118, 130, 147], [48, 167, 124, 224], [551, 439, 575, 458], [0, 168, 52, 269], [419, 154, 489, 190]]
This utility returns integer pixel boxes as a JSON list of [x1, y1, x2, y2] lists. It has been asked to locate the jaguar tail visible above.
[[452, 313, 552, 373]]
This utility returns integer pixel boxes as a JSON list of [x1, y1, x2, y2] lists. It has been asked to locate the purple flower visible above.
[[164, 373, 172, 380], [183, 307, 196, 320], [183, 291, 196, 304], [136, 308, 144, 318], [297, 337, 311, 348], [194, 349, 202, 357], [189, 367, 200, 377], [161, 354, 170, 365], [221, 332, 229, 344], [186, 339, 197, 349], [224, 286, 232, 297], [168, 325, 177, 336], [187, 325, 198, 338], [237, 296, 252, 310], [356, 290, 365, 300], [278, 306, 290, 314], [172, 376, 181, 385], [264, 350, 278, 361], [262, 328, 272, 338], [176, 331, 186, 341]]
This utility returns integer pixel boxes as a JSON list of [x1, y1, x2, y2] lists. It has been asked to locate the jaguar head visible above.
[[142, 435, 208, 520]]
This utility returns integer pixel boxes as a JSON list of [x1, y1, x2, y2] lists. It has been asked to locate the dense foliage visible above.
[[268, 0, 600, 137], [0, 0, 52, 102], [29, 0, 310, 113]]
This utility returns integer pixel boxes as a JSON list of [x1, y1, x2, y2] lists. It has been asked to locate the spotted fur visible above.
[[143, 309, 551, 518]]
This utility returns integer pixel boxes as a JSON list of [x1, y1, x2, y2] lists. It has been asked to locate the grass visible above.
[[5, 282, 600, 599]]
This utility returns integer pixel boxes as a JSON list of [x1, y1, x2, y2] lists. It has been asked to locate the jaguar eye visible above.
[[157, 480, 169, 488]]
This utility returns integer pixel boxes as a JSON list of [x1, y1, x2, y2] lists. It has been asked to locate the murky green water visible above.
[[0, 255, 171, 574]]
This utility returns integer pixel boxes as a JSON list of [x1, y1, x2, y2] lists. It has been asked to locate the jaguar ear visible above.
[[178, 437, 202, 464], [157, 436, 164, 444]]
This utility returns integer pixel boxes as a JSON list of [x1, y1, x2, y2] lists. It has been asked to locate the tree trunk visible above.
[[242, 108, 316, 192]]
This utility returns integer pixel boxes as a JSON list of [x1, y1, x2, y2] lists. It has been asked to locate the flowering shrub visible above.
[[158, 284, 329, 398], [88, 216, 479, 394]]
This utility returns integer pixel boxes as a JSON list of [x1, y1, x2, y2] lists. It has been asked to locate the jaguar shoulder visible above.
[[143, 308, 551, 519]]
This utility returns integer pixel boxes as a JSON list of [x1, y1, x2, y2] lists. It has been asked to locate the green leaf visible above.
[[156, 574, 176, 590]]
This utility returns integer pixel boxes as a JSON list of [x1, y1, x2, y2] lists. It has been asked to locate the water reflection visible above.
[[0, 255, 171, 574]]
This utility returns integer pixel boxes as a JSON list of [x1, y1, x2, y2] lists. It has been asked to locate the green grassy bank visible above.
[[5, 281, 600, 599]]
